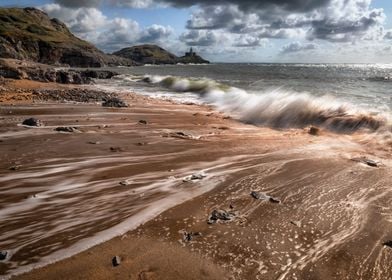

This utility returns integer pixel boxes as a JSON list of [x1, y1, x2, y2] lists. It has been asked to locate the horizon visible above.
[[1, 0, 392, 63]]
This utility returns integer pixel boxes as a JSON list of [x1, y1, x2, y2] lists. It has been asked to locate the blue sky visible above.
[[2, 0, 392, 63]]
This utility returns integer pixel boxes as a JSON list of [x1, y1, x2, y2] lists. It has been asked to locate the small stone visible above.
[[102, 98, 128, 108], [22, 118, 43, 127], [207, 209, 236, 224], [138, 120, 148, 125], [0, 251, 8, 261], [308, 126, 320, 136], [383, 240, 392, 248], [110, 147, 123, 152], [119, 180, 132, 186], [183, 231, 202, 242], [88, 141, 101, 145], [364, 159, 378, 167], [112, 255, 121, 267], [290, 221, 302, 227], [54, 127, 79, 133], [9, 165, 21, 171]]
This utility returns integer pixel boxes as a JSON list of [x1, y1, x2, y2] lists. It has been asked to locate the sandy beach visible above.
[[1, 78, 392, 280]]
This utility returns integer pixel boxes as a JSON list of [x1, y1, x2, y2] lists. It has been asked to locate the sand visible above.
[[0, 79, 391, 280]]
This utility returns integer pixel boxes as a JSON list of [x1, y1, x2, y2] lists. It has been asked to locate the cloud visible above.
[[179, 30, 220, 46], [42, 4, 107, 33], [110, 0, 157, 8], [280, 41, 318, 53], [54, 0, 102, 8], [40, 4, 173, 52], [233, 35, 268, 47], [182, 0, 386, 45], [140, 24, 173, 42]]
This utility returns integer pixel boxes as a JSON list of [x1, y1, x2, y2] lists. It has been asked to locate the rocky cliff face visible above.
[[113, 44, 210, 65], [0, 7, 134, 67]]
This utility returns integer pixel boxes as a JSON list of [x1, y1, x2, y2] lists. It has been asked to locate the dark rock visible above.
[[183, 172, 207, 182], [251, 191, 281, 203], [110, 147, 123, 152], [207, 209, 236, 224], [269, 197, 281, 204], [364, 159, 378, 167], [351, 157, 379, 167], [290, 221, 302, 227], [9, 165, 21, 171], [22, 118, 43, 127], [136, 142, 147, 146], [0, 251, 7, 261], [102, 97, 128, 108], [54, 127, 79, 133], [138, 120, 148, 125], [383, 240, 392, 248], [309, 126, 320, 136], [183, 231, 202, 242], [112, 255, 121, 267]]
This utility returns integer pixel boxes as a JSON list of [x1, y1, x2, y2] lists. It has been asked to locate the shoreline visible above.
[[1, 79, 392, 280]]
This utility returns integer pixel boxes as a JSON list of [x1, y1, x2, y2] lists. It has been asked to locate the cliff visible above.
[[0, 7, 134, 67], [113, 44, 210, 65]]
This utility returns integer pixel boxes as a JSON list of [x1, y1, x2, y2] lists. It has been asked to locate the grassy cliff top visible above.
[[0, 7, 95, 49]]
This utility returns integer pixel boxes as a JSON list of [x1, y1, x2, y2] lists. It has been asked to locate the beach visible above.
[[0, 77, 391, 280]]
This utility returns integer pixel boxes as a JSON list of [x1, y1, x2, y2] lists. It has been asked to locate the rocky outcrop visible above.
[[113, 44, 210, 65], [113, 44, 178, 65], [0, 7, 134, 67], [0, 58, 118, 84]]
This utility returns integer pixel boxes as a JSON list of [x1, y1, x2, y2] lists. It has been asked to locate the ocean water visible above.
[[96, 63, 392, 133]]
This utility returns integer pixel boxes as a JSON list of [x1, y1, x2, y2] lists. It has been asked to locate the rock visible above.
[[351, 157, 379, 167], [309, 126, 320, 136], [183, 172, 207, 182], [0, 251, 7, 261], [9, 165, 21, 171], [112, 255, 121, 267], [383, 240, 392, 248], [54, 127, 79, 133], [364, 159, 378, 167], [251, 191, 281, 203], [22, 118, 43, 127], [136, 142, 148, 146], [290, 221, 302, 227], [138, 120, 148, 125], [102, 97, 128, 108], [207, 209, 236, 224], [88, 141, 101, 145], [183, 231, 202, 242], [164, 131, 199, 140], [110, 147, 123, 152], [119, 180, 132, 186]]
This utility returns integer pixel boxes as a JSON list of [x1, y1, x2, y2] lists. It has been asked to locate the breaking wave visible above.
[[139, 74, 389, 133]]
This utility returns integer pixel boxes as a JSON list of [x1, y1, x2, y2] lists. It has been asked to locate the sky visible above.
[[2, 0, 392, 63]]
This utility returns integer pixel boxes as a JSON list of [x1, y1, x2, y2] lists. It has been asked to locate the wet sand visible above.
[[0, 79, 392, 280]]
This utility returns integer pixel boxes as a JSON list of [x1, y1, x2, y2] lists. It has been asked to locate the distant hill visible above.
[[0, 7, 134, 67], [113, 44, 178, 64], [113, 44, 209, 65]]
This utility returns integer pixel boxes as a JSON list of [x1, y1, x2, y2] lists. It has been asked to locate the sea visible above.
[[96, 63, 392, 133]]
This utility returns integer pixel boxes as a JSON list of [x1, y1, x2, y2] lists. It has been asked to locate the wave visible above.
[[137, 74, 389, 133]]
